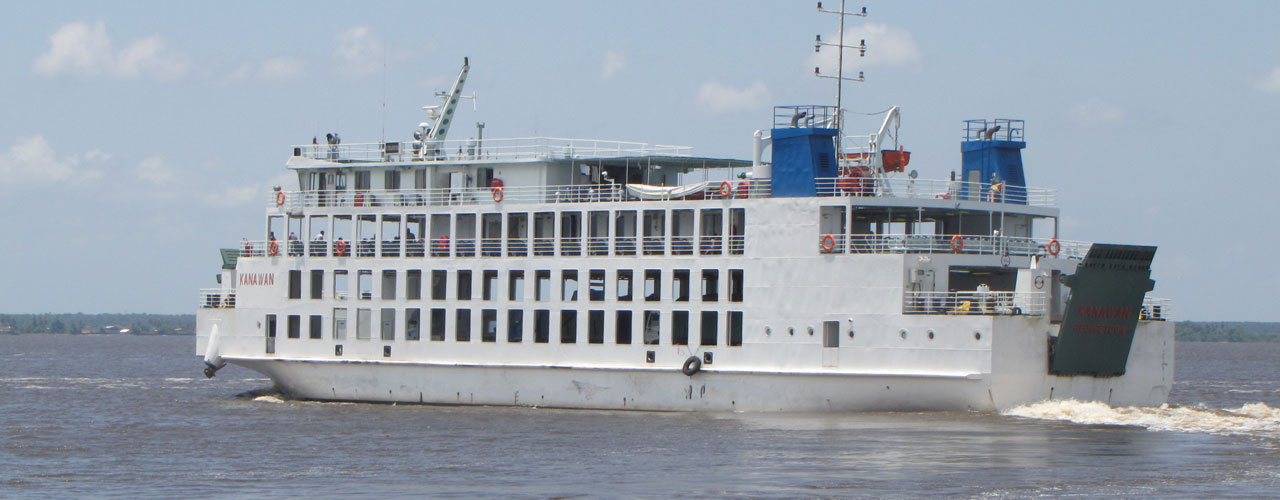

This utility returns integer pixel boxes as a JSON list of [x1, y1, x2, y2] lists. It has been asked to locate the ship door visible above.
[[265, 314, 277, 354], [822, 321, 839, 367]]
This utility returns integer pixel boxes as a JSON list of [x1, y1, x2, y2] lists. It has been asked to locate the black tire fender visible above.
[[682, 356, 702, 376]]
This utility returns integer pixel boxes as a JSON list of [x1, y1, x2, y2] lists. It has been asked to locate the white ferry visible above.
[[196, 48, 1173, 411]]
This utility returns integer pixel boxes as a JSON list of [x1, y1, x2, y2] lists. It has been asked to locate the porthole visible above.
[[807, 326, 814, 336], [927, 330, 935, 340], [765, 326, 772, 336], [788, 327, 795, 336], [848, 329, 855, 339], [974, 331, 982, 341], [899, 329, 908, 339]]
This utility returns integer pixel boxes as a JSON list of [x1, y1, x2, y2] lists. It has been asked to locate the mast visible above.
[[815, 2, 868, 155], [416, 57, 473, 159]]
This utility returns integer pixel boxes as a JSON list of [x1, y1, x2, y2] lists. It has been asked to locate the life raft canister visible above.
[[682, 356, 703, 376], [950, 234, 964, 253]]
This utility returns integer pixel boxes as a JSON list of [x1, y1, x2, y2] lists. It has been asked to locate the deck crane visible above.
[[414, 57, 474, 159]]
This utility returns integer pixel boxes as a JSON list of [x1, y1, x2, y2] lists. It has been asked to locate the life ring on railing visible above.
[[492, 186, 504, 203], [950, 234, 964, 253], [334, 239, 348, 257], [682, 356, 703, 376], [268, 240, 280, 256], [719, 180, 732, 198], [821, 234, 836, 252], [275, 191, 286, 206], [1047, 238, 1061, 257]]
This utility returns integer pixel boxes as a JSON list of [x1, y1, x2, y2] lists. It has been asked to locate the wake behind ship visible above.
[[196, 46, 1172, 411]]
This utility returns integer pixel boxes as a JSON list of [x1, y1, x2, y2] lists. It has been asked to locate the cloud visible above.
[[601, 50, 625, 81], [0, 136, 108, 191], [136, 155, 175, 185], [224, 57, 307, 83], [809, 23, 920, 75], [696, 80, 771, 114], [1255, 66, 1280, 93], [34, 20, 188, 81], [334, 26, 384, 76], [1067, 98, 1127, 126]]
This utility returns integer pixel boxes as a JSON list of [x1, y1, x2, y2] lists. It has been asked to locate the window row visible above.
[[262, 207, 746, 258], [266, 309, 745, 347], [286, 268, 745, 304]]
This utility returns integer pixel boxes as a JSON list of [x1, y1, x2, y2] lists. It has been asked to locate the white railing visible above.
[[294, 137, 694, 164], [198, 288, 236, 308], [904, 291, 1047, 316], [1142, 297, 1171, 321], [814, 177, 1057, 207], [272, 180, 772, 210], [818, 234, 1090, 259]]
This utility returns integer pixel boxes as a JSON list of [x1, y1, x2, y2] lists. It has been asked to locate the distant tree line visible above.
[[1174, 321, 1280, 342], [0, 313, 194, 335]]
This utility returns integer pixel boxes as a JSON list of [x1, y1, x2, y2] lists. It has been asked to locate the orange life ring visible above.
[[821, 234, 836, 252], [492, 186, 504, 202], [719, 180, 732, 198], [268, 240, 279, 256], [275, 191, 286, 206], [334, 239, 348, 256], [950, 234, 964, 253], [1047, 238, 1061, 257]]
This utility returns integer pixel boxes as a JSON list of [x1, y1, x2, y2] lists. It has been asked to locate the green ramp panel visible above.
[[1050, 244, 1156, 377]]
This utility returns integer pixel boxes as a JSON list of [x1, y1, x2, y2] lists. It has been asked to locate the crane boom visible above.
[[417, 57, 470, 158]]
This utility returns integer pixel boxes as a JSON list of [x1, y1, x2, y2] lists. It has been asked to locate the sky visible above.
[[1, 1, 1278, 320]]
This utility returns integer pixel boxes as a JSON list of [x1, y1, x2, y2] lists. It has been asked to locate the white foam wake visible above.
[[253, 395, 285, 404], [1004, 399, 1280, 438]]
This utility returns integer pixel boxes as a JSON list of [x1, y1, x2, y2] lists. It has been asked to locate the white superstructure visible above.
[[196, 58, 1173, 412]]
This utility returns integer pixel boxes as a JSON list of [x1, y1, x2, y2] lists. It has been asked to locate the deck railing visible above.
[[819, 234, 1090, 259], [903, 291, 1046, 316], [814, 177, 1056, 207], [198, 288, 236, 308], [272, 180, 772, 210], [1142, 297, 1171, 321], [294, 137, 694, 164]]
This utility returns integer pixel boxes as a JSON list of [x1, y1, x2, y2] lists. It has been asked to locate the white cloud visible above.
[[1067, 98, 1127, 126], [601, 50, 625, 81], [696, 80, 771, 114], [1255, 66, 1280, 93], [0, 136, 108, 191], [335, 26, 384, 76], [33, 20, 188, 81], [809, 23, 920, 75], [260, 57, 306, 81], [136, 155, 175, 185]]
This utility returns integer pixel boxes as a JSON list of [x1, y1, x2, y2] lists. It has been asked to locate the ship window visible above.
[[534, 310, 550, 343], [672, 311, 689, 345], [700, 311, 718, 346], [643, 311, 660, 345], [457, 270, 472, 300], [380, 308, 395, 340], [358, 270, 372, 300], [644, 270, 661, 301], [588, 310, 605, 344], [615, 210, 637, 256], [671, 209, 694, 255], [357, 308, 371, 340], [334, 270, 348, 300], [508, 310, 523, 343], [333, 308, 347, 340], [616, 310, 633, 345], [823, 320, 839, 348], [405, 308, 420, 341], [560, 212, 582, 256], [729, 208, 745, 255], [560, 310, 577, 344], [588, 211, 609, 256], [310, 315, 322, 339], [481, 309, 497, 342], [384, 169, 400, 190], [288, 270, 302, 299], [616, 270, 633, 301], [382, 270, 397, 300], [533, 212, 555, 256], [701, 270, 719, 302], [431, 308, 446, 341], [589, 270, 605, 301], [333, 215, 353, 252], [481, 213, 502, 257], [456, 214, 476, 257], [309, 215, 329, 256], [310, 270, 324, 299], [287, 315, 301, 339], [728, 311, 743, 346], [288, 216, 304, 256], [507, 213, 529, 257], [406, 270, 422, 300], [699, 209, 723, 255], [562, 270, 579, 301], [535, 270, 551, 302], [509, 271, 525, 301], [357, 215, 376, 256], [432, 270, 447, 300], [355, 170, 371, 190], [456, 309, 471, 342], [406, 215, 426, 256], [729, 269, 744, 302], [482, 270, 498, 301], [381, 214, 401, 257], [643, 210, 665, 255], [673, 270, 690, 302], [430, 214, 451, 257]]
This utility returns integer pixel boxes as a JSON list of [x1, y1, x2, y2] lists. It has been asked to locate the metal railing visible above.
[[904, 291, 1046, 316], [294, 137, 694, 164], [1141, 297, 1171, 321], [814, 177, 1055, 206], [199, 288, 236, 308], [818, 234, 1089, 259], [964, 119, 1025, 143], [233, 233, 747, 259]]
